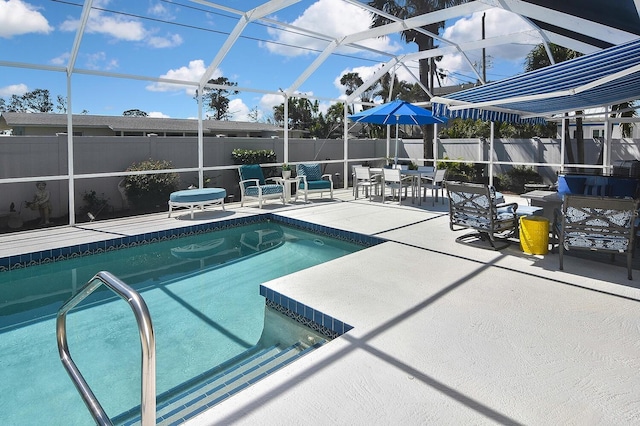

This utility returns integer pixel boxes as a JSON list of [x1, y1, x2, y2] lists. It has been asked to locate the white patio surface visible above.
[[2, 189, 639, 425]]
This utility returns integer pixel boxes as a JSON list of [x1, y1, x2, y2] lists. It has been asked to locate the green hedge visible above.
[[232, 149, 278, 178], [231, 149, 277, 165]]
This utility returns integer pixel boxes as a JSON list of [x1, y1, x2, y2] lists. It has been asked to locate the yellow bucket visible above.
[[519, 215, 549, 255]]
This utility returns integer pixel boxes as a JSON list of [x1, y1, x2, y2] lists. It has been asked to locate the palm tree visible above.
[[368, 0, 469, 162]]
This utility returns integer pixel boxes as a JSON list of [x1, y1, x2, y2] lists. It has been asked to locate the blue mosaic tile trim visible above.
[[268, 213, 386, 247], [0, 213, 383, 272], [261, 285, 352, 340]]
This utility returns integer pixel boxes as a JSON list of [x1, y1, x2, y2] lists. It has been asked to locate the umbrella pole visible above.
[[394, 122, 399, 165]]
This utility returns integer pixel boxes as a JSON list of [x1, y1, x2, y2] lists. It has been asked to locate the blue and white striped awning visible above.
[[431, 37, 640, 124]]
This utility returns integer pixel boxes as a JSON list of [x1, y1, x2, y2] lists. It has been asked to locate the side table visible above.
[[275, 177, 300, 203]]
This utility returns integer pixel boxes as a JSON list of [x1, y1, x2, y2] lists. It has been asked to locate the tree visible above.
[[440, 118, 556, 138], [376, 73, 415, 101], [368, 0, 470, 163], [273, 97, 317, 132], [247, 106, 261, 122], [123, 109, 148, 117], [56, 95, 67, 113], [324, 103, 347, 138], [199, 77, 239, 120], [7, 89, 54, 113], [0, 98, 5, 112]]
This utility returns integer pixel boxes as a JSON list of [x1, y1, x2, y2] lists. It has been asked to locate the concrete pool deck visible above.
[[2, 189, 639, 425]]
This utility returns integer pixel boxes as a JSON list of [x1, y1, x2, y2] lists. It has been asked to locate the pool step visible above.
[[115, 340, 324, 426]]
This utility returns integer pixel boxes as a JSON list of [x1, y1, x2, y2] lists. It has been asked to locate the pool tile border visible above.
[[261, 290, 352, 340], [0, 213, 386, 272]]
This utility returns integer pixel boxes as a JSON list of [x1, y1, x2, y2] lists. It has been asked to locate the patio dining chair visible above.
[[382, 168, 411, 203], [421, 168, 447, 206], [354, 166, 380, 201]]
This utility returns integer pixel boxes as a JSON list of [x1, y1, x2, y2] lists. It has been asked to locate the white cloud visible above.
[[50, 52, 70, 66], [147, 33, 183, 48], [60, 3, 181, 48], [148, 2, 174, 20], [264, 0, 400, 57], [148, 111, 170, 118], [260, 93, 286, 113], [0, 0, 52, 38], [85, 51, 119, 70], [146, 60, 221, 96], [0, 83, 28, 97], [60, 10, 146, 41], [438, 8, 539, 83], [226, 99, 250, 121]]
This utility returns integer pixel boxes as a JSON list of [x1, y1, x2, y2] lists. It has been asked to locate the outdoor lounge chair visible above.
[[296, 163, 333, 203], [446, 181, 519, 250], [238, 164, 285, 208], [552, 195, 638, 280]]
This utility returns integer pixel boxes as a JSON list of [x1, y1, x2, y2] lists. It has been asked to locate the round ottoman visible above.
[[168, 188, 226, 219]]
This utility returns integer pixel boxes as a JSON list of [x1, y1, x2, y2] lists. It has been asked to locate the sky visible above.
[[0, 0, 543, 121]]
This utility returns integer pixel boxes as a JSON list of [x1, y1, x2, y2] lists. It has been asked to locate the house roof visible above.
[[0, 112, 283, 134]]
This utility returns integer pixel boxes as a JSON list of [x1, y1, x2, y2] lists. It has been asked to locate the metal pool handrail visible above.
[[56, 271, 156, 426]]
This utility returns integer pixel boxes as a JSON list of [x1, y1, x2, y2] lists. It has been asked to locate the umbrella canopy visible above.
[[348, 99, 448, 125], [348, 100, 447, 164]]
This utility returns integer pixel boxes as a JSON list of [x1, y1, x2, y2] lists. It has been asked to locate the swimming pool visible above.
[[0, 218, 377, 425]]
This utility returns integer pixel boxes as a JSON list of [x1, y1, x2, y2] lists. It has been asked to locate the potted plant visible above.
[[282, 163, 291, 179]]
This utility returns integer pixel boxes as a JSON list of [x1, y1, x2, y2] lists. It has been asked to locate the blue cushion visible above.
[[557, 175, 586, 195], [170, 188, 226, 202], [239, 164, 266, 188], [297, 163, 322, 181], [300, 180, 331, 190], [610, 178, 639, 197], [245, 184, 283, 197]]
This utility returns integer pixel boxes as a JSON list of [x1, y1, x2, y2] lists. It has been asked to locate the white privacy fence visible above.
[[1, 135, 639, 225]]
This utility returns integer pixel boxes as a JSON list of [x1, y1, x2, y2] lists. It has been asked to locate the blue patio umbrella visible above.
[[348, 99, 447, 164]]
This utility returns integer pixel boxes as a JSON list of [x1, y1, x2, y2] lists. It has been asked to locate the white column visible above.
[[343, 102, 348, 189], [66, 74, 75, 225], [489, 121, 495, 186]]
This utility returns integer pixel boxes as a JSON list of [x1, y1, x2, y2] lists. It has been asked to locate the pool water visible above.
[[0, 221, 362, 425]]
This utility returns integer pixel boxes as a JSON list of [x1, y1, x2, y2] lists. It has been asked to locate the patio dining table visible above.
[[370, 168, 434, 205]]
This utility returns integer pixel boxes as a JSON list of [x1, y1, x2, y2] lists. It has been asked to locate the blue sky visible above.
[[1, 0, 541, 121]]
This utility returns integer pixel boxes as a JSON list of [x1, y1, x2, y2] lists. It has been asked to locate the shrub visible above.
[[79, 190, 110, 216], [494, 166, 542, 193], [124, 159, 180, 209], [231, 149, 277, 165], [437, 157, 476, 182]]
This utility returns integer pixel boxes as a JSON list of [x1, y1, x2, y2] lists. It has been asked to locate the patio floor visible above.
[[2, 189, 639, 425]]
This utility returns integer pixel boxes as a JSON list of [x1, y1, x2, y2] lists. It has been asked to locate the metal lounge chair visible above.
[[446, 181, 519, 250]]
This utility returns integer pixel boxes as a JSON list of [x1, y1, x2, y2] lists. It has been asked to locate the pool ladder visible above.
[[56, 271, 156, 426]]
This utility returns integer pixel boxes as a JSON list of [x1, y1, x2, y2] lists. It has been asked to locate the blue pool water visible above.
[[0, 221, 363, 425]]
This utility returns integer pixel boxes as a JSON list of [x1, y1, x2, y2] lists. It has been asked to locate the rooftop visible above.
[[3, 189, 639, 424]]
